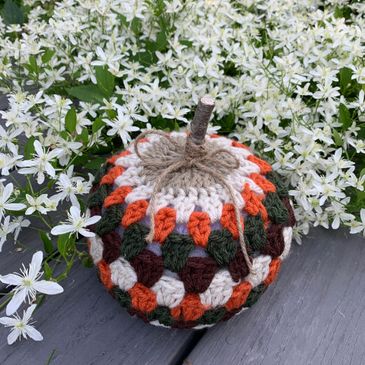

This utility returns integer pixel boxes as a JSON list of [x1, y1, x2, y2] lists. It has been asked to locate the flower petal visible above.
[[33, 280, 64, 295], [0, 317, 17, 326], [6, 288, 28, 316], [7, 329, 20, 345], [85, 215, 101, 226], [360, 209, 365, 224], [25, 325, 43, 341], [25, 207, 35, 215], [51, 225, 74, 235], [23, 304, 37, 323], [2, 183, 13, 202], [33, 140, 43, 156], [29, 251, 43, 280], [0, 274, 23, 286], [69, 206, 80, 220], [4, 203, 26, 211], [79, 228, 95, 238]]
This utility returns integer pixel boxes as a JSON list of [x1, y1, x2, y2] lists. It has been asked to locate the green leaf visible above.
[[218, 113, 235, 133], [66, 85, 106, 103], [133, 50, 157, 67], [150, 115, 178, 131], [95, 66, 115, 98], [26, 55, 38, 74], [65, 107, 77, 133], [180, 39, 193, 48], [339, 103, 351, 130], [40, 232, 54, 254], [84, 156, 106, 170], [339, 67, 352, 94], [57, 234, 69, 258], [334, 6, 352, 20], [155, 31, 168, 51], [333, 129, 343, 146], [81, 255, 94, 268], [2, 0, 24, 25], [24, 136, 35, 159], [92, 117, 105, 133], [57, 234, 75, 259], [77, 128, 89, 144], [43, 262, 53, 280], [42, 49, 55, 64], [131, 17, 142, 35]]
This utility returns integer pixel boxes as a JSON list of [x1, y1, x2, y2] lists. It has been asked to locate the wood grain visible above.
[[0, 263, 195, 365], [185, 228, 365, 365]]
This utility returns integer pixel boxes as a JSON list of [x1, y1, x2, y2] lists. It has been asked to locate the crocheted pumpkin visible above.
[[86, 97, 295, 329]]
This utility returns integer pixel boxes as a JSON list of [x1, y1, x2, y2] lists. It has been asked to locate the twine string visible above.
[[134, 130, 252, 272]]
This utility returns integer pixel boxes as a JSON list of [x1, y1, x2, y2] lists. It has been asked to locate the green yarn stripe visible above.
[[95, 205, 124, 236], [263, 192, 289, 224]]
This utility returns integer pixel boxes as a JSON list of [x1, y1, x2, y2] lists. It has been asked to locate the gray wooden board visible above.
[[0, 228, 42, 297], [185, 227, 365, 365], [0, 262, 196, 365]]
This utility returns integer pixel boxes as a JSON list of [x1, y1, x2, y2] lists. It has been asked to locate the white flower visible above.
[[0, 251, 64, 315], [25, 194, 50, 215], [51, 206, 101, 238], [17, 140, 62, 184], [103, 105, 140, 146], [349, 209, 365, 237], [91, 46, 122, 72], [0, 304, 43, 345], [0, 216, 17, 252], [162, 103, 190, 123], [0, 153, 23, 176], [0, 125, 21, 154], [12, 216, 31, 241], [0, 183, 26, 219], [53, 166, 85, 208]]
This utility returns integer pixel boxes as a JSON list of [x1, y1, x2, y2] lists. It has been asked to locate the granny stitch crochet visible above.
[[86, 130, 296, 329]]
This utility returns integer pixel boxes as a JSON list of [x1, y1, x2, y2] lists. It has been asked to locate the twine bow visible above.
[[134, 130, 252, 272]]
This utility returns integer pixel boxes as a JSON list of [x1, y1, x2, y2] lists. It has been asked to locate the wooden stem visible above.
[[189, 95, 215, 145]]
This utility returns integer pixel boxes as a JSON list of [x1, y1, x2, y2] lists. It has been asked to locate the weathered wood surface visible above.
[[186, 228, 365, 365], [0, 262, 196, 365]]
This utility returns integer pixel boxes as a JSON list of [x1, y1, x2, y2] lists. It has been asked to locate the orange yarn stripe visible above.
[[97, 260, 113, 290], [220, 203, 244, 239], [225, 281, 252, 311], [170, 294, 208, 321], [249, 173, 276, 193], [231, 140, 250, 150], [264, 258, 282, 286], [107, 150, 131, 165], [247, 155, 272, 174], [100, 166, 124, 185], [153, 207, 176, 243], [129, 283, 157, 313], [241, 183, 269, 224], [188, 211, 211, 247], [241, 183, 263, 216], [137, 137, 149, 143], [121, 200, 149, 227], [103, 186, 133, 208]]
